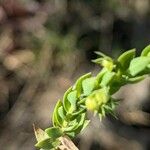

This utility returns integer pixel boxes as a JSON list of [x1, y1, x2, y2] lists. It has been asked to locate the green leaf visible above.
[[65, 131, 76, 138], [118, 49, 135, 70], [58, 106, 66, 120], [100, 71, 115, 87], [63, 119, 79, 132], [91, 58, 103, 64], [63, 87, 72, 112], [141, 45, 150, 56], [82, 77, 98, 96], [94, 51, 112, 61], [65, 113, 86, 138], [52, 100, 63, 127], [35, 138, 54, 149], [66, 113, 85, 134], [96, 68, 107, 82], [65, 118, 90, 134], [129, 57, 150, 76], [73, 73, 92, 96], [36, 139, 60, 150], [67, 90, 77, 113], [127, 75, 145, 83], [63, 124, 78, 132], [45, 127, 63, 139], [71, 107, 86, 117], [72, 113, 86, 132]]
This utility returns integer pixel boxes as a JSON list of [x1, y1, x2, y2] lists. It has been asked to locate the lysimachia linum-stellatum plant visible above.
[[34, 45, 150, 150]]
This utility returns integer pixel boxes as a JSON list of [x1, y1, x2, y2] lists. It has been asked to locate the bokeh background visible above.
[[0, 0, 150, 150]]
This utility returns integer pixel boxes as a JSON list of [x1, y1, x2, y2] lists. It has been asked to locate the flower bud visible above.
[[85, 88, 109, 111], [102, 59, 114, 71]]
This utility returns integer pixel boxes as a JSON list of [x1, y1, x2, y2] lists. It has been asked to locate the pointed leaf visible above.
[[82, 77, 98, 96], [58, 106, 66, 120], [52, 100, 63, 127], [63, 87, 72, 112], [45, 127, 63, 139], [65, 113, 86, 138], [67, 90, 77, 113], [72, 107, 86, 117], [91, 58, 103, 64], [96, 68, 107, 82], [35, 138, 54, 149], [129, 57, 150, 76], [72, 113, 86, 132], [63, 121, 78, 132], [118, 49, 135, 70], [141, 45, 150, 56], [100, 71, 115, 87], [94, 51, 112, 60], [65, 131, 76, 138], [127, 75, 145, 83], [36, 139, 60, 150], [73, 73, 91, 96]]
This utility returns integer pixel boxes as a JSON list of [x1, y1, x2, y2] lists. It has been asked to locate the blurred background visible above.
[[0, 0, 150, 150]]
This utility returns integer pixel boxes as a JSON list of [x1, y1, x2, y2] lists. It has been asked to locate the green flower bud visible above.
[[86, 97, 98, 111], [102, 59, 114, 71], [86, 88, 109, 111]]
